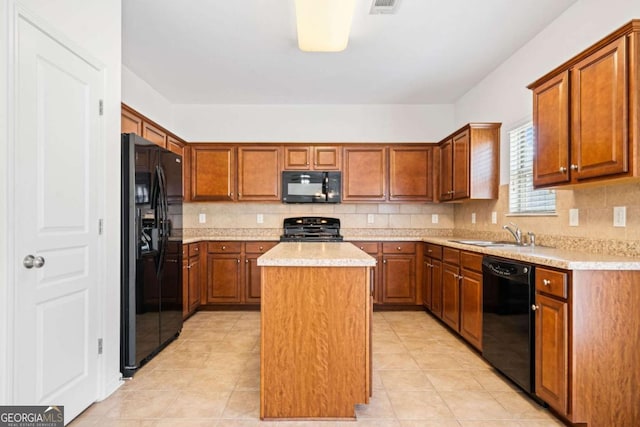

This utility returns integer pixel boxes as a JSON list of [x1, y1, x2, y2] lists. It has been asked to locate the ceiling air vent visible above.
[[369, 0, 400, 14]]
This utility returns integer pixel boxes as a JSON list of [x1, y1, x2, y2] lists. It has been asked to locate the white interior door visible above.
[[13, 14, 103, 423]]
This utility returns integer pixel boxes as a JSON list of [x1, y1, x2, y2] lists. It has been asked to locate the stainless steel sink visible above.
[[448, 239, 523, 247]]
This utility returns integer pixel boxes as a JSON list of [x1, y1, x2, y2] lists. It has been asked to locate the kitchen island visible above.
[[257, 242, 376, 420]]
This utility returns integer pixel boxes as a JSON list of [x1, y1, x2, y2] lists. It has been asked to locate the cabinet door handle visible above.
[[570, 164, 579, 171], [237, 259, 240, 263], [543, 279, 551, 286], [396, 246, 402, 251], [532, 304, 540, 311], [259, 246, 263, 251], [245, 259, 249, 263], [222, 245, 226, 250], [383, 259, 387, 264], [559, 166, 567, 173]]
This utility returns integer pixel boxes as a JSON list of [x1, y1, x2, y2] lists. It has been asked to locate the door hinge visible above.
[[98, 219, 103, 235], [99, 99, 104, 116], [98, 338, 103, 355]]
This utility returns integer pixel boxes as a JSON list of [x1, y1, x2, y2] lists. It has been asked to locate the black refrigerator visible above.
[[121, 133, 183, 378]]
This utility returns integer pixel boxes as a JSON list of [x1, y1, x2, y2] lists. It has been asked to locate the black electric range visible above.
[[280, 217, 343, 242]]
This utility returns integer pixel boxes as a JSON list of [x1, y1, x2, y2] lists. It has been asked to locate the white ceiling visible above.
[[122, 0, 577, 105]]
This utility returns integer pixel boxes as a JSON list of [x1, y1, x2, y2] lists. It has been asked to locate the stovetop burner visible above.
[[280, 216, 343, 242]]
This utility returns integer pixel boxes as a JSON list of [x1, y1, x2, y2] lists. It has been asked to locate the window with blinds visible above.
[[509, 122, 556, 214]]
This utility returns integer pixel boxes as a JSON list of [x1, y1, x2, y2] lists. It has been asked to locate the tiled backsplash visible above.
[[181, 181, 640, 256], [183, 201, 454, 232], [454, 182, 640, 256]]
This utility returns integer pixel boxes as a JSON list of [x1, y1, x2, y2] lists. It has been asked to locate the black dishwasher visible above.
[[482, 256, 535, 394]]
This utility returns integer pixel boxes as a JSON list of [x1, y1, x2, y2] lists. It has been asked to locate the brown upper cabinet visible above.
[[529, 20, 640, 188], [142, 121, 167, 149], [190, 145, 235, 201], [121, 105, 142, 135], [438, 123, 500, 201], [237, 146, 282, 201], [284, 145, 341, 170], [389, 146, 434, 202], [342, 146, 387, 202]]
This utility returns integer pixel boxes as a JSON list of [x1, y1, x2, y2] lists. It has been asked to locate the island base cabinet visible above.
[[261, 266, 371, 419]]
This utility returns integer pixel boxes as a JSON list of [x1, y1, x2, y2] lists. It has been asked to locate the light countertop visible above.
[[181, 232, 640, 271], [422, 237, 640, 271], [257, 242, 376, 267]]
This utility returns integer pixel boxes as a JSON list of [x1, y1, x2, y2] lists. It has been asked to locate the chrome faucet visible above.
[[503, 222, 523, 245]]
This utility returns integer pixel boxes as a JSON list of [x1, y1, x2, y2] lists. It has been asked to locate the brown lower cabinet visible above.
[[351, 241, 422, 306], [534, 267, 640, 426], [424, 244, 483, 351], [422, 244, 442, 312], [182, 243, 203, 319], [459, 251, 483, 350], [441, 247, 461, 330], [244, 242, 278, 304], [352, 242, 381, 303], [381, 242, 417, 304], [200, 241, 277, 306]]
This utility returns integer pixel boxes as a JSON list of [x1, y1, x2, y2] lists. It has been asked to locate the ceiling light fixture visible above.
[[294, 0, 357, 52]]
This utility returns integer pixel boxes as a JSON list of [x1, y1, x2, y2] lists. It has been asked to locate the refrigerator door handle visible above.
[[154, 165, 166, 276]]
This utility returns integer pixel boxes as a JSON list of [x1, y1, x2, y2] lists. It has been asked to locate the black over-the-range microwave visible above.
[[281, 171, 341, 203]]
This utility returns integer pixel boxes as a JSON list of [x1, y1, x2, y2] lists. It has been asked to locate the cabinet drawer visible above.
[[208, 241, 242, 254], [382, 242, 416, 254], [461, 251, 483, 272], [536, 267, 568, 299], [352, 241, 379, 254], [189, 243, 201, 257], [443, 247, 460, 265], [245, 241, 278, 254], [424, 244, 442, 260]]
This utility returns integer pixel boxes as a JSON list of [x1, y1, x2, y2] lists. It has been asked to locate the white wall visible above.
[[122, 65, 176, 134], [454, 0, 640, 184], [0, 0, 122, 402], [172, 104, 454, 142]]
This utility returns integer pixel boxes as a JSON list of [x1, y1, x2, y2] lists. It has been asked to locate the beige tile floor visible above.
[[71, 311, 565, 427]]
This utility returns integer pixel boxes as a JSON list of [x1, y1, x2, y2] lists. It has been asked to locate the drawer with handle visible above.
[[536, 267, 568, 299]]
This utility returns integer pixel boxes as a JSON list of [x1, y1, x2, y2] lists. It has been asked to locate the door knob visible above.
[[23, 255, 45, 269]]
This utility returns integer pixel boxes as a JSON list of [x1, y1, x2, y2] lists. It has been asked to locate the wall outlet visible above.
[[613, 206, 626, 227], [431, 214, 439, 224], [367, 214, 374, 224], [491, 211, 497, 224], [257, 213, 264, 224], [471, 212, 476, 224], [569, 208, 579, 227], [198, 213, 206, 224]]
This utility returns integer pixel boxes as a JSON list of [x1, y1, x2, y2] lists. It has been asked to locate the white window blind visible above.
[[509, 122, 556, 214]]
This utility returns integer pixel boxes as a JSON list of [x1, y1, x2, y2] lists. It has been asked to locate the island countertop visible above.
[[257, 242, 376, 267]]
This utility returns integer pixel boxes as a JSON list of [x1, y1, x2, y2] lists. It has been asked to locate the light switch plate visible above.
[[198, 213, 206, 224], [471, 213, 476, 224], [569, 209, 579, 227], [431, 214, 439, 224], [367, 214, 374, 224], [613, 206, 626, 227], [257, 213, 264, 224], [491, 211, 497, 224]]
